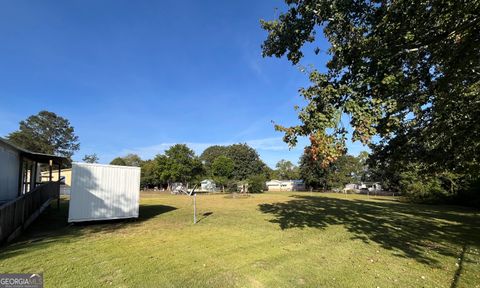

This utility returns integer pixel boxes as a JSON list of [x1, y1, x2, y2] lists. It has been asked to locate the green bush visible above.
[[399, 168, 454, 203], [399, 170, 480, 207], [247, 175, 266, 193]]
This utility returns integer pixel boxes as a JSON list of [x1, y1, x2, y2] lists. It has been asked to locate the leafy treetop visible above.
[[82, 154, 99, 163], [110, 154, 143, 167], [7, 110, 80, 159], [262, 0, 480, 172], [275, 159, 300, 180], [154, 144, 203, 185]]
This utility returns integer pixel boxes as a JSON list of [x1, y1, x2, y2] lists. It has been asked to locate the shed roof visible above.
[[0, 137, 67, 164], [266, 179, 304, 184]]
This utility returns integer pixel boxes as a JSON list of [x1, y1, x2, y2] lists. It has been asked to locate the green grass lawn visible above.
[[1, 192, 479, 287]]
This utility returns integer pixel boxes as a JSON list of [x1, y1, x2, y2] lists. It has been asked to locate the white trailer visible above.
[[68, 163, 140, 223]]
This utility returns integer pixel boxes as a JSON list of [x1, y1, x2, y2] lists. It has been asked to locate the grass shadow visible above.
[[0, 199, 177, 260], [259, 195, 480, 267], [196, 212, 213, 223]]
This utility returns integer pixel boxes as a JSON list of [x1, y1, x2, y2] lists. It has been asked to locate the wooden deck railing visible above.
[[0, 182, 60, 244]]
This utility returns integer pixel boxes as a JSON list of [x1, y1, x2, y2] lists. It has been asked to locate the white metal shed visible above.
[[68, 163, 141, 223]]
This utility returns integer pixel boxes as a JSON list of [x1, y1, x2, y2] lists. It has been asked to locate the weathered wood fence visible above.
[[0, 182, 59, 244]]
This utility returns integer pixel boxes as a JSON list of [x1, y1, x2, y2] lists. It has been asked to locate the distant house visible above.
[[170, 182, 186, 194], [41, 168, 71, 186], [344, 183, 360, 192], [366, 182, 382, 192], [41, 168, 72, 195], [200, 179, 216, 192], [236, 181, 248, 193], [344, 182, 382, 193], [266, 180, 305, 191]]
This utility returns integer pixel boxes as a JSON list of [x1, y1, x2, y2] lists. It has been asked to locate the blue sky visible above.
[[0, 0, 367, 167]]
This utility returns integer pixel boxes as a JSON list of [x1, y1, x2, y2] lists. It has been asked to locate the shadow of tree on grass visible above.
[[259, 195, 480, 266]]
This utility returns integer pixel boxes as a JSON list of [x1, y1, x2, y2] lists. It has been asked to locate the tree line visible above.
[[4, 110, 370, 193], [109, 143, 270, 193], [110, 144, 370, 193]]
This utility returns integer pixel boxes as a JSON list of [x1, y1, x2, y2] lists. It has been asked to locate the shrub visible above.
[[247, 175, 266, 193], [399, 168, 453, 204]]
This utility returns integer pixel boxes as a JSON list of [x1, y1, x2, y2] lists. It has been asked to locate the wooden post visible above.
[[49, 160, 53, 182], [32, 161, 37, 189], [57, 163, 61, 209], [29, 161, 35, 193], [22, 160, 28, 194], [22, 161, 28, 195], [17, 156, 24, 197]]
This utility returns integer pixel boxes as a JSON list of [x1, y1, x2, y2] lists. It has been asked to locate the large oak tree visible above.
[[7, 110, 80, 159], [262, 0, 479, 197]]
